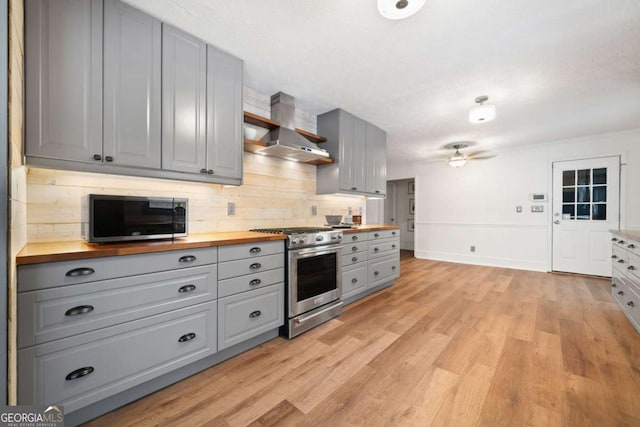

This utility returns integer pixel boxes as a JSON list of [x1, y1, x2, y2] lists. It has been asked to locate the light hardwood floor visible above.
[[86, 251, 640, 426]]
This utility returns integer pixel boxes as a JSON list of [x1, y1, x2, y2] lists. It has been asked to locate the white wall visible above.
[[387, 179, 415, 250], [387, 129, 640, 271]]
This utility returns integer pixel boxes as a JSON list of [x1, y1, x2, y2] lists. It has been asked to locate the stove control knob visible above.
[[336, 233, 343, 239], [299, 237, 306, 244], [291, 238, 299, 245], [316, 235, 324, 242]]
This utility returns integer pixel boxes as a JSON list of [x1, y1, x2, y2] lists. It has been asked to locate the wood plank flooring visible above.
[[86, 251, 640, 426]]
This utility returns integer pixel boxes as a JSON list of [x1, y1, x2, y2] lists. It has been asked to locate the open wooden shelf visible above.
[[243, 111, 327, 143]]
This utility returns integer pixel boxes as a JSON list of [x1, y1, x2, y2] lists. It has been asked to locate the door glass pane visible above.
[[563, 170, 575, 186], [577, 187, 590, 203], [562, 204, 575, 219], [563, 188, 575, 203], [593, 168, 607, 185], [577, 169, 590, 185], [576, 204, 590, 220], [593, 204, 607, 220], [593, 186, 607, 203]]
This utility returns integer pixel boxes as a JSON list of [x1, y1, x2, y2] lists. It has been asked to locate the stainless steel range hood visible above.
[[258, 92, 330, 163]]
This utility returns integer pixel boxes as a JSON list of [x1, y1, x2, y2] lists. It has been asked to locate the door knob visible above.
[[554, 220, 560, 224]]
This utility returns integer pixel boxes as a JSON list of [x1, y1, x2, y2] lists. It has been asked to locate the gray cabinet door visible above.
[[365, 123, 387, 195], [338, 111, 366, 192], [103, 0, 161, 169], [206, 46, 243, 180], [162, 25, 207, 174], [25, 0, 102, 163]]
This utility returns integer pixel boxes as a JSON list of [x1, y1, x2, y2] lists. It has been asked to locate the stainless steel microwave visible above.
[[83, 195, 188, 243]]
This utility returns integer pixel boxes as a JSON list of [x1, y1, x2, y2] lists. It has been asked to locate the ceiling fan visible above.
[[442, 142, 496, 168]]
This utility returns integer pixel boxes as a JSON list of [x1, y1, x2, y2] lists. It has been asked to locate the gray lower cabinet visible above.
[[317, 109, 387, 196], [341, 230, 400, 303], [611, 233, 640, 333], [218, 284, 284, 350], [25, 0, 103, 162], [103, 0, 161, 169], [25, 0, 243, 185], [18, 302, 218, 413]]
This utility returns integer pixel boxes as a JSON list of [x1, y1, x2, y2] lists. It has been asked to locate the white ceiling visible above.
[[125, 0, 640, 164]]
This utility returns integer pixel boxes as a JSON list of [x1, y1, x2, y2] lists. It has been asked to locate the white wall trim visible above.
[[415, 250, 548, 272], [417, 221, 547, 229]]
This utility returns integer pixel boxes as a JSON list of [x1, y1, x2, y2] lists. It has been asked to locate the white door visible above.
[[552, 156, 620, 276]]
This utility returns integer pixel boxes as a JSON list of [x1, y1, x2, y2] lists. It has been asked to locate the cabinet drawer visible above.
[[18, 264, 216, 348], [342, 266, 367, 299], [611, 273, 628, 306], [218, 268, 284, 298], [369, 229, 399, 240], [18, 302, 217, 412], [218, 253, 284, 280], [624, 284, 640, 329], [218, 241, 284, 262], [343, 252, 367, 268], [626, 239, 640, 258], [344, 241, 368, 255], [611, 245, 629, 274], [345, 232, 368, 243], [626, 252, 640, 282], [18, 247, 218, 292], [368, 255, 400, 288], [218, 283, 284, 350], [369, 238, 400, 259]]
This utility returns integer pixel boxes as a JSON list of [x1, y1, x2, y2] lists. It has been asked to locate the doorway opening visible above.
[[385, 178, 415, 254]]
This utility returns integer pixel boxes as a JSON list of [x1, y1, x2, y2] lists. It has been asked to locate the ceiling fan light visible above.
[[448, 151, 467, 168], [377, 0, 426, 20], [469, 104, 496, 123]]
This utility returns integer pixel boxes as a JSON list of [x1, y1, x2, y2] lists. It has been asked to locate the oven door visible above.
[[288, 245, 342, 318]]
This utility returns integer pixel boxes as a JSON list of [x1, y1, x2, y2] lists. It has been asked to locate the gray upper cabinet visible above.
[[26, 0, 103, 163], [317, 109, 387, 196], [365, 123, 387, 195], [206, 46, 243, 180], [162, 24, 207, 174], [25, 1, 244, 185], [103, 0, 161, 169]]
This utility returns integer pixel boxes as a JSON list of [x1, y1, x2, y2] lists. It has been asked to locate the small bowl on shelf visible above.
[[325, 215, 342, 225]]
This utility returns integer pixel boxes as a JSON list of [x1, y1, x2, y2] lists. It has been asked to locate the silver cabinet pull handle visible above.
[[628, 266, 636, 271], [250, 263, 262, 270], [105, 156, 113, 162], [618, 291, 625, 295], [352, 236, 358, 241], [250, 279, 261, 286], [249, 247, 261, 254], [249, 310, 262, 318], [392, 244, 397, 248], [629, 244, 636, 249], [392, 266, 397, 270], [374, 233, 379, 238], [352, 257, 358, 262], [65, 305, 94, 316], [611, 283, 617, 288], [619, 240, 626, 244], [93, 154, 102, 161], [66, 366, 94, 381], [351, 187, 357, 191], [612, 237, 618, 241], [178, 284, 196, 293], [352, 246, 358, 251], [352, 278, 358, 283], [179, 255, 196, 263], [392, 231, 397, 235], [374, 248, 380, 252], [612, 255, 618, 259], [178, 332, 196, 342], [374, 271, 379, 276], [618, 259, 625, 264], [65, 267, 95, 277], [200, 168, 207, 174], [628, 301, 635, 307]]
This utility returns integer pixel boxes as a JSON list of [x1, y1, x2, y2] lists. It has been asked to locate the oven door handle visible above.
[[290, 245, 343, 258], [295, 302, 344, 324]]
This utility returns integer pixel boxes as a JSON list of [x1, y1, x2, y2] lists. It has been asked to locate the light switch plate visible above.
[[227, 202, 235, 215], [531, 205, 544, 213], [311, 205, 317, 216]]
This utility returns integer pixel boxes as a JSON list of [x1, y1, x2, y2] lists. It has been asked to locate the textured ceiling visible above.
[[125, 0, 640, 164]]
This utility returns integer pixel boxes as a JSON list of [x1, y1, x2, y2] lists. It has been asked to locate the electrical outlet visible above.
[[516, 206, 523, 213], [470, 245, 476, 253], [227, 202, 235, 215], [531, 205, 544, 213], [311, 205, 317, 216]]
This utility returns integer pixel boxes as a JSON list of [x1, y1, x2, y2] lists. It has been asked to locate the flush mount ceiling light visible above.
[[469, 95, 496, 124], [378, 0, 426, 20]]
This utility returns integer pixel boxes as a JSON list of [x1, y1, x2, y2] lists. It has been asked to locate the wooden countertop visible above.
[[611, 230, 640, 242], [16, 225, 399, 265], [16, 232, 287, 265]]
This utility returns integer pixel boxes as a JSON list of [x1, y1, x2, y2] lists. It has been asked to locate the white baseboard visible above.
[[415, 250, 548, 272]]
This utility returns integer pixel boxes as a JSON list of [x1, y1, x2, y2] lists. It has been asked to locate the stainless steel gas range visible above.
[[250, 227, 343, 338]]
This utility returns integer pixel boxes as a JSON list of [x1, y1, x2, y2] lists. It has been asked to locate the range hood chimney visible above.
[[258, 92, 330, 162]]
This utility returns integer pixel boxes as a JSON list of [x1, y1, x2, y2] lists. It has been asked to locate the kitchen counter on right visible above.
[[340, 224, 400, 233], [611, 229, 640, 242]]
